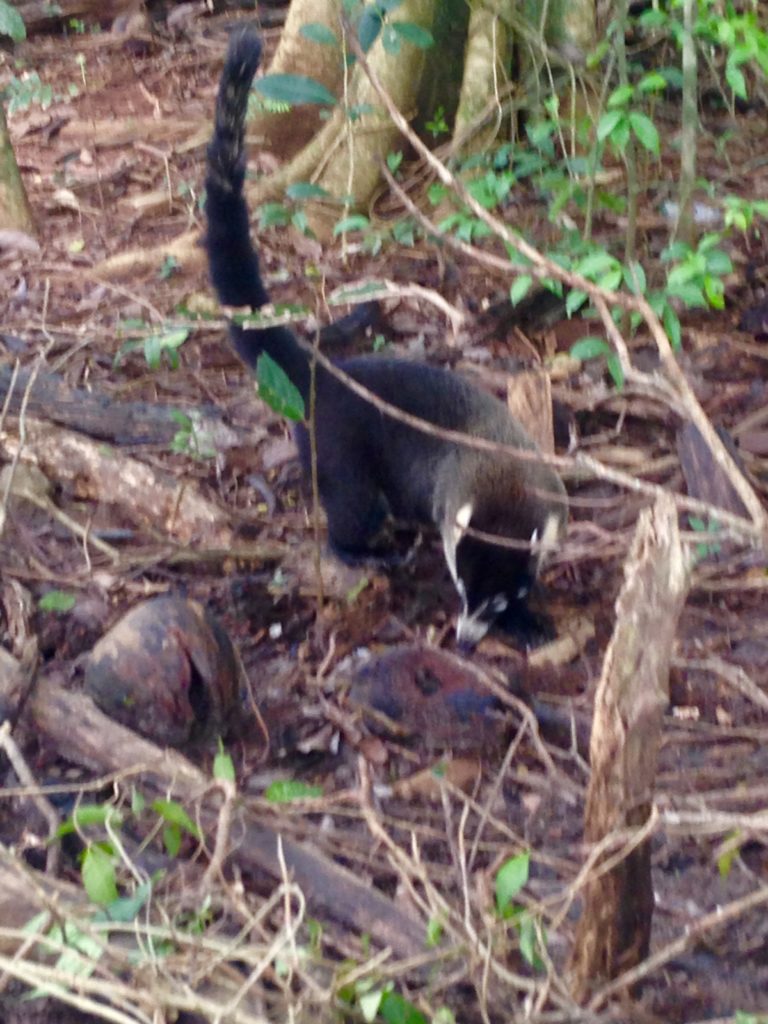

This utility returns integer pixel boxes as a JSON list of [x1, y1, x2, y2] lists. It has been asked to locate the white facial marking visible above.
[[456, 605, 491, 647], [541, 512, 562, 554], [453, 501, 473, 544], [441, 531, 459, 587]]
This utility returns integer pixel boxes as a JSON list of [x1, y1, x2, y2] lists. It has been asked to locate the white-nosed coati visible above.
[[205, 27, 567, 647]]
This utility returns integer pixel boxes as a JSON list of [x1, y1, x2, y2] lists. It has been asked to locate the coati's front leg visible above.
[[321, 471, 394, 565]]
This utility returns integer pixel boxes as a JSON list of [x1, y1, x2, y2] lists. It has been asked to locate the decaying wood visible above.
[[23, 673, 423, 958], [0, 418, 232, 547], [677, 421, 750, 519], [569, 494, 691, 1001], [507, 367, 555, 454], [0, 363, 233, 448]]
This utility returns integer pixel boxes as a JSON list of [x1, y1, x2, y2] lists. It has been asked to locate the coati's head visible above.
[[441, 489, 566, 649]]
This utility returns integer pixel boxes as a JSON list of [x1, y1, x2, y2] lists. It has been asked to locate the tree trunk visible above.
[[0, 103, 36, 235]]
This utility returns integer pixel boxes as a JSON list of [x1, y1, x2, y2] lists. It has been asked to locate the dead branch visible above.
[[569, 494, 691, 1001]]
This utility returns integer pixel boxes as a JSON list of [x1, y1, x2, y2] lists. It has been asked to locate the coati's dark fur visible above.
[[205, 27, 567, 646]]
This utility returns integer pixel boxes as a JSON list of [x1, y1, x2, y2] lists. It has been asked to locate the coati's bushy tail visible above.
[[205, 27, 310, 393], [206, 28, 267, 309]]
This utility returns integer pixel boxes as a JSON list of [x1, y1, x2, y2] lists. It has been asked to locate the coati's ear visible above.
[[453, 502, 473, 543]]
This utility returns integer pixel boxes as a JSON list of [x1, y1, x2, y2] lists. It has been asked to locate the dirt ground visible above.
[[1, 8, 768, 1024]]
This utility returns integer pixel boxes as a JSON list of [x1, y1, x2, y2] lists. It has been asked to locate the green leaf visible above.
[[381, 24, 401, 56], [299, 22, 338, 47], [256, 352, 305, 421], [379, 990, 428, 1024], [0, 2, 26, 42], [163, 823, 181, 858], [333, 214, 370, 235], [264, 780, 324, 803], [258, 202, 292, 229], [359, 987, 384, 1023], [570, 337, 610, 361], [663, 304, 682, 350], [606, 352, 625, 390], [255, 74, 337, 107], [386, 150, 403, 173], [357, 7, 383, 52], [425, 915, 443, 948], [56, 804, 123, 838], [143, 328, 189, 371], [628, 111, 660, 155], [214, 740, 236, 783], [637, 71, 667, 94], [38, 590, 76, 613], [82, 845, 118, 906], [596, 109, 623, 143], [495, 851, 530, 917], [391, 21, 433, 49], [151, 799, 202, 839], [285, 181, 332, 201], [725, 60, 747, 100], [105, 879, 153, 923], [509, 274, 534, 306], [607, 85, 634, 109], [565, 289, 588, 316], [624, 260, 647, 295]]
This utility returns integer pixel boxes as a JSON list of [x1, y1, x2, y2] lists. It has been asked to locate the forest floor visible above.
[[1, 8, 768, 1024]]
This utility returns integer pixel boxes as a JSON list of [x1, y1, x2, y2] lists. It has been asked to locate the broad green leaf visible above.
[[151, 799, 202, 839], [381, 24, 401, 56], [391, 21, 433, 49], [637, 71, 667, 94], [606, 84, 634, 108], [596, 109, 623, 143], [509, 274, 534, 306], [299, 23, 338, 46], [565, 289, 588, 316], [426, 915, 443, 947], [285, 181, 332, 200], [333, 214, 370, 235], [105, 879, 153, 923], [264, 780, 323, 802], [606, 353, 625, 390], [359, 987, 384, 1023], [39, 590, 76, 613], [570, 337, 610, 361], [495, 851, 530, 917], [663, 304, 682, 350], [255, 74, 337, 107], [163, 823, 181, 858], [0, 2, 26, 41], [624, 260, 646, 295], [725, 60, 747, 100], [628, 111, 660, 155], [379, 990, 428, 1024], [256, 352, 305, 421], [357, 7, 383, 52], [258, 202, 292, 229], [82, 845, 118, 906]]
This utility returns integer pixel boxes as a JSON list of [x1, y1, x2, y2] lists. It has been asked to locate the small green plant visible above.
[[338, 976, 428, 1024], [169, 411, 216, 461], [158, 254, 181, 280], [114, 321, 190, 371], [688, 515, 722, 561], [494, 851, 546, 969], [68, 16, 86, 34], [662, 234, 733, 311], [4, 72, 53, 113], [425, 104, 449, 137]]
